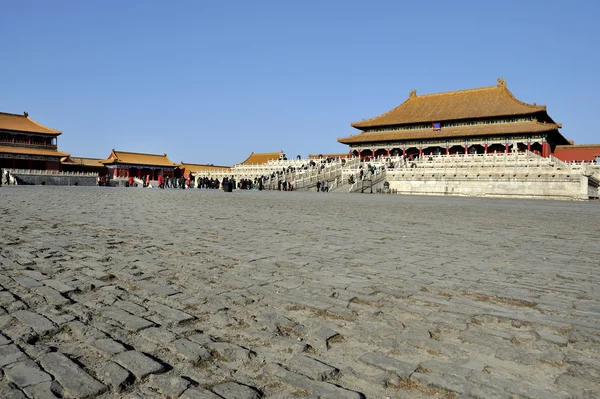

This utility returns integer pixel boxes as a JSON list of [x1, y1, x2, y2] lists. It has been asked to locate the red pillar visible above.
[[542, 142, 550, 157], [387, 149, 390, 157], [419, 147, 423, 158], [505, 143, 509, 153], [446, 146, 449, 155], [527, 142, 531, 152], [402, 148, 406, 156], [484, 144, 488, 154], [465, 145, 469, 154]]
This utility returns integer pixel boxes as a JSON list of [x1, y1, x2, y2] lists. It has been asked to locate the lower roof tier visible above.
[[0, 146, 69, 158], [338, 121, 567, 145]]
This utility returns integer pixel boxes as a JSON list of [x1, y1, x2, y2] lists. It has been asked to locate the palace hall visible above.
[[0, 112, 69, 170], [338, 79, 578, 160]]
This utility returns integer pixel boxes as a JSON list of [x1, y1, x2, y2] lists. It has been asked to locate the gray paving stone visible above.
[[212, 382, 261, 399], [263, 362, 362, 399], [535, 330, 569, 347], [39, 352, 108, 398], [147, 374, 190, 396], [149, 302, 194, 324], [205, 341, 255, 362], [133, 280, 179, 296], [0, 382, 28, 399], [101, 307, 154, 332], [289, 354, 339, 381], [4, 360, 52, 388], [411, 372, 467, 394], [139, 327, 177, 344], [11, 310, 57, 336], [0, 332, 11, 345], [22, 381, 60, 399], [170, 339, 211, 362], [34, 286, 69, 306], [0, 291, 16, 307], [92, 338, 127, 355], [358, 352, 417, 378], [180, 387, 224, 399], [0, 344, 26, 367], [96, 361, 131, 392], [113, 350, 165, 379], [42, 279, 76, 294]]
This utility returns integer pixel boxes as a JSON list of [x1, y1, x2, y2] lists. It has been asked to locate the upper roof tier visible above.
[[0, 112, 62, 135], [351, 79, 548, 129], [102, 150, 177, 167], [0, 146, 69, 157]]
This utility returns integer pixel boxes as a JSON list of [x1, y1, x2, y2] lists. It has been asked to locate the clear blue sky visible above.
[[1, 1, 598, 165]]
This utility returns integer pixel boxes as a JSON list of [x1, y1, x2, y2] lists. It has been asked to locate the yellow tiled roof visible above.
[[555, 144, 600, 150], [102, 150, 176, 167], [238, 151, 284, 165], [0, 112, 61, 135], [0, 146, 69, 157], [179, 162, 231, 172], [338, 121, 562, 145], [352, 80, 547, 129], [61, 157, 106, 167]]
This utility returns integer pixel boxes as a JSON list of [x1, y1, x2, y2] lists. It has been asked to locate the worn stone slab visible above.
[[34, 286, 70, 306], [101, 307, 154, 332], [42, 279, 76, 294], [92, 338, 127, 355], [12, 275, 44, 288], [12, 310, 57, 336], [263, 362, 362, 399], [4, 360, 52, 388], [22, 381, 60, 399], [149, 303, 194, 324], [212, 382, 261, 399], [96, 361, 131, 392], [133, 280, 179, 296], [0, 332, 11, 345], [147, 374, 190, 397], [113, 351, 165, 379], [535, 330, 569, 347], [20, 270, 47, 281], [289, 355, 339, 381], [180, 387, 224, 399], [169, 339, 211, 362], [205, 341, 255, 362], [0, 291, 16, 307], [0, 344, 26, 367], [39, 352, 107, 398], [139, 327, 177, 344], [358, 352, 418, 378]]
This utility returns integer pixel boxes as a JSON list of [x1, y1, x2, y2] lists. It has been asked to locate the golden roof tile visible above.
[[61, 157, 106, 167], [0, 146, 69, 157], [238, 151, 285, 165], [351, 79, 547, 128], [102, 150, 176, 167], [0, 112, 61, 135], [338, 121, 562, 145], [179, 162, 231, 173]]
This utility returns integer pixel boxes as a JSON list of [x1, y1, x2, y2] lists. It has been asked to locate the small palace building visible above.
[[0, 111, 69, 170], [338, 79, 598, 161], [102, 150, 177, 179]]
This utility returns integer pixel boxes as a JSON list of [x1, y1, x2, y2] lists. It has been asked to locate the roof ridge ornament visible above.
[[23, 111, 29, 117], [409, 89, 417, 98], [497, 77, 507, 87]]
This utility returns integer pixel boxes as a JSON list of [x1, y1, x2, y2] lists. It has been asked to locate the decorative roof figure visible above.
[[409, 89, 417, 98], [497, 77, 507, 87]]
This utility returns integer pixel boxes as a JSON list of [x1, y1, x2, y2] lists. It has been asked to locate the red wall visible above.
[[553, 147, 600, 162]]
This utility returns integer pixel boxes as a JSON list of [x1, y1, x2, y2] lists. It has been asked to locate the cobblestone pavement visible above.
[[0, 186, 599, 399]]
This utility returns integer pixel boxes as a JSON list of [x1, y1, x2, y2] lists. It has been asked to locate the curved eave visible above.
[[338, 122, 562, 145]]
